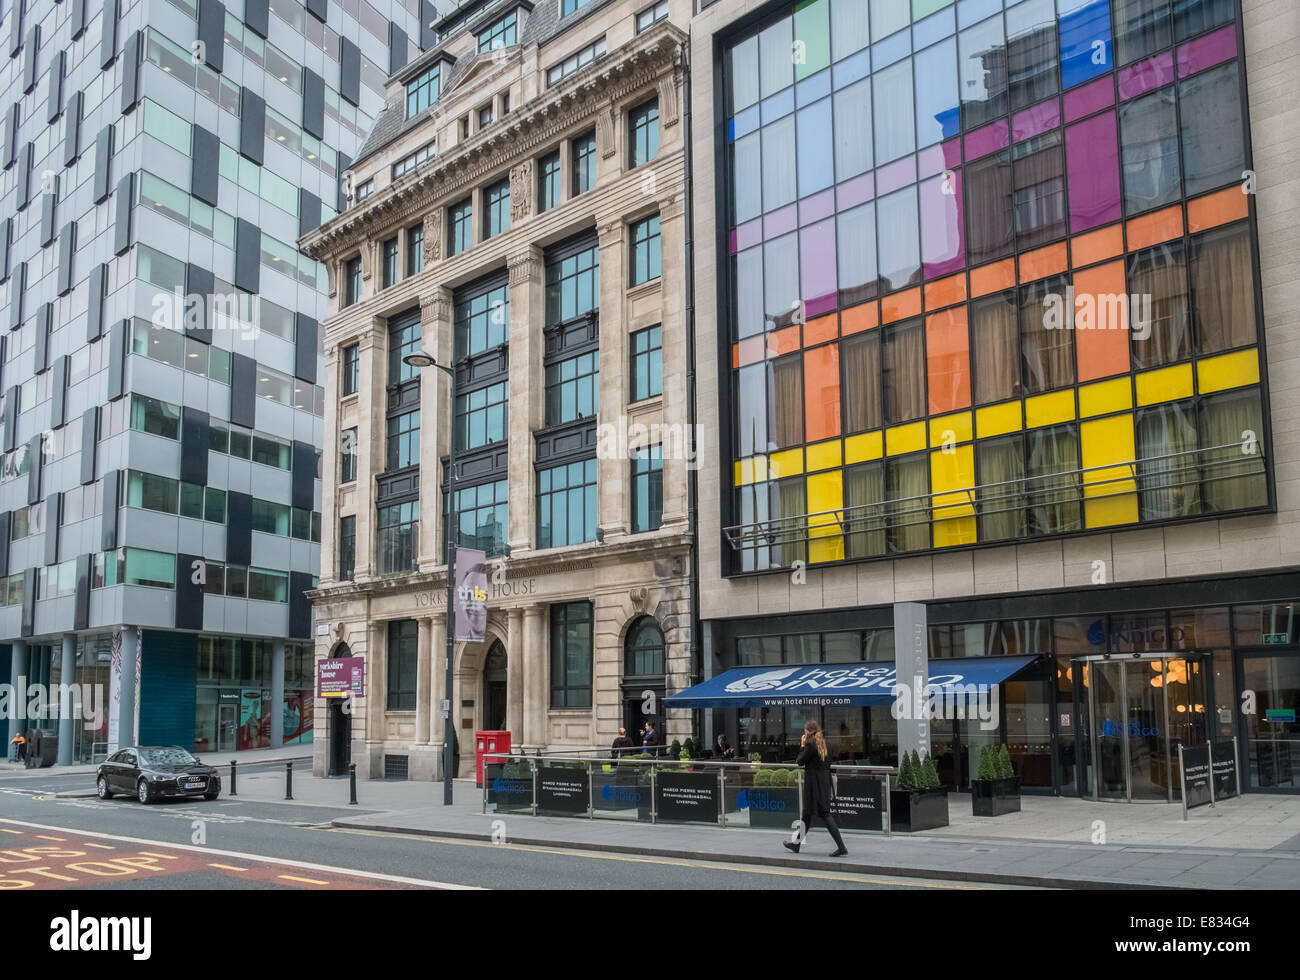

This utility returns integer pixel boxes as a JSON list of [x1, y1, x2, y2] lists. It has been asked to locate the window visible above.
[[1004, 0, 1058, 111], [121, 548, 177, 589], [389, 318, 422, 384], [205, 487, 226, 523], [977, 435, 1027, 541], [882, 319, 925, 424], [550, 601, 592, 709], [1012, 131, 1066, 249], [1199, 388, 1267, 512], [572, 132, 596, 197], [455, 381, 508, 451], [886, 456, 929, 553], [342, 344, 359, 395], [454, 280, 510, 360], [562, 0, 593, 15], [538, 151, 561, 212], [387, 620, 418, 710], [455, 479, 508, 556], [1114, 0, 1171, 67], [972, 292, 1020, 405], [477, 10, 517, 52], [841, 330, 881, 433], [1120, 87, 1180, 214], [1128, 242, 1190, 369], [630, 325, 662, 402], [1190, 224, 1256, 354], [406, 64, 440, 117], [448, 198, 473, 255], [386, 410, 420, 470], [1026, 424, 1081, 535], [341, 428, 358, 483], [406, 224, 424, 275], [628, 99, 659, 168], [130, 395, 181, 440], [126, 471, 179, 514], [1179, 61, 1244, 197], [382, 237, 398, 288], [247, 568, 289, 602], [460, 115, 470, 140], [545, 353, 600, 425], [629, 215, 661, 286], [345, 257, 361, 306], [965, 151, 1014, 266], [1019, 276, 1073, 393], [483, 178, 511, 239], [631, 445, 663, 533], [548, 38, 606, 87], [478, 105, 494, 129], [625, 617, 664, 676], [252, 499, 290, 535], [1136, 401, 1201, 520], [354, 180, 373, 203], [377, 501, 418, 574], [537, 458, 598, 549], [392, 141, 436, 180], [636, 1, 669, 33], [545, 243, 600, 323]]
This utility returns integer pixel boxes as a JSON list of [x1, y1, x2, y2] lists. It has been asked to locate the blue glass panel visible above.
[[832, 46, 871, 89], [796, 68, 832, 107], [914, 37, 959, 146], [760, 87, 795, 125], [1060, 0, 1113, 90], [957, 0, 1001, 29], [796, 98, 834, 197], [912, 5, 956, 49], [872, 26, 912, 69], [733, 103, 761, 141]]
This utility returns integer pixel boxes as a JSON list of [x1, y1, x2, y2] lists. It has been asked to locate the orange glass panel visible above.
[[737, 335, 765, 367], [1126, 205, 1183, 251], [842, 301, 879, 335], [1187, 187, 1249, 233], [1072, 260, 1132, 383], [926, 307, 971, 415], [803, 313, 839, 347], [1070, 224, 1124, 268], [767, 325, 801, 357], [924, 273, 967, 312], [803, 343, 842, 442], [969, 258, 1015, 298], [1018, 242, 1068, 284], [882, 287, 922, 324]]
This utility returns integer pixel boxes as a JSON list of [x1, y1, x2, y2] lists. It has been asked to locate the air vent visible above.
[[384, 755, 409, 780]]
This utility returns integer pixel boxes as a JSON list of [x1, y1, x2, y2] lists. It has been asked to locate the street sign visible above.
[[1264, 633, 1289, 645], [439, 698, 450, 716], [317, 657, 365, 697]]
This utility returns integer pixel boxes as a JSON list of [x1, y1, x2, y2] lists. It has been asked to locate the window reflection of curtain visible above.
[[972, 293, 1019, 404], [1005, 3, 1058, 109], [1120, 88, 1181, 213], [887, 456, 929, 552], [1199, 391, 1268, 512], [1114, 0, 1170, 66], [737, 484, 771, 572], [1027, 425, 1081, 534], [958, 15, 1007, 130], [1020, 279, 1074, 393], [965, 152, 1014, 265], [977, 436, 1027, 541], [1192, 225, 1256, 354], [1136, 403, 1201, 519], [883, 320, 925, 423], [842, 332, 881, 433], [1013, 135, 1066, 248], [1180, 63, 1243, 196], [1129, 242, 1190, 369], [772, 356, 804, 448], [774, 478, 807, 566], [845, 463, 885, 558]]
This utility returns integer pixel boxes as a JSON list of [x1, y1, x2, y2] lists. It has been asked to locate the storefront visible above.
[[194, 636, 314, 754]]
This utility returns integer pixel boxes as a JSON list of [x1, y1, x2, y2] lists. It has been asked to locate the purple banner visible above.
[[455, 548, 488, 643], [317, 657, 364, 698]]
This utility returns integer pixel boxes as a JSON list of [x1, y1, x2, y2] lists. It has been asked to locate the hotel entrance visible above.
[[1073, 654, 1210, 802]]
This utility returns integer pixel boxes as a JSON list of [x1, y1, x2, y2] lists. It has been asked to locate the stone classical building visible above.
[[300, 0, 694, 780]]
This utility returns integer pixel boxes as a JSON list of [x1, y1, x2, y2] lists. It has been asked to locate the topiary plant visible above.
[[683, 737, 697, 759], [669, 739, 682, 759], [897, 752, 915, 790], [747, 752, 762, 764], [977, 746, 997, 781], [920, 754, 940, 790], [998, 744, 1014, 779]]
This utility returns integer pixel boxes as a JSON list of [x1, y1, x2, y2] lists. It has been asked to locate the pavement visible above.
[[1, 742, 313, 778]]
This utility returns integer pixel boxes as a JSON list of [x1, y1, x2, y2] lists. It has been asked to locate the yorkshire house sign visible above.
[[664, 657, 1038, 710], [317, 657, 365, 698]]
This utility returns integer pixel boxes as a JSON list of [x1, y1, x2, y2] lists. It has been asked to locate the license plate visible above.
[[183, 779, 204, 789]]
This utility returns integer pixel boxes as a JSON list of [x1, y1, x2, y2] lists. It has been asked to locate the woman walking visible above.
[[783, 720, 848, 857]]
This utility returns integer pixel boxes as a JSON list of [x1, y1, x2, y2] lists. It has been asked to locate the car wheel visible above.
[[203, 787, 219, 801], [96, 776, 113, 800], [136, 779, 152, 805]]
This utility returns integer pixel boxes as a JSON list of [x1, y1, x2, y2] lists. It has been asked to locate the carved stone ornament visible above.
[[658, 75, 679, 128], [596, 106, 616, 159], [630, 586, 648, 611], [509, 160, 534, 222], [423, 209, 443, 262]]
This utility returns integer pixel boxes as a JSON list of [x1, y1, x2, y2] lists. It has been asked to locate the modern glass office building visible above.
[[0, 0, 425, 763], [690, 0, 1299, 799]]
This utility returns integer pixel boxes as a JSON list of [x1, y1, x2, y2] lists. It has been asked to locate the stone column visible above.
[[117, 628, 138, 751], [418, 288, 454, 571], [523, 605, 546, 749], [656, 193, 689, 528], [271, 639, 285, 748], [57, 634, 75, 765], [353, 318, 388, 579], [8, 641, 24, 746], [319, 345, 339, 584], [506, 246, 544, 553], [430, 613, 447, 748], [365, 622, 384, 745], [596, 218, 629, 538], [506, 607, 523, 742], [415, 616, 432, 744]]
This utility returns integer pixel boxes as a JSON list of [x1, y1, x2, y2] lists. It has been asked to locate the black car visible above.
[[96, 746, 221, 804]]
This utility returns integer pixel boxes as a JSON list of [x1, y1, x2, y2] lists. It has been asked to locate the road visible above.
[[0, 765, 1020, 890]]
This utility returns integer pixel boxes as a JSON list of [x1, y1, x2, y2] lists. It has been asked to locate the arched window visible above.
[[624, 617, 665, 677]]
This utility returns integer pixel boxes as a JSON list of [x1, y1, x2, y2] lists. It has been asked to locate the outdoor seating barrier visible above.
[[480, 753, 894, 836]]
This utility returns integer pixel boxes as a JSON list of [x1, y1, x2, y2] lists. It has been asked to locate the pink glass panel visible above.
[[764, 203, 798, 240], [920, 171, 965, 280], [917, 144, 946, 179], [799, 188, 837, 226], [875, 156, 917, 196], [734, 218, 763, 254], [1065, 112, 1121, 233], [1012, 100, 1061, 144], [836, 172, 874, 210], [1064, 75, 1114, 123], [800, 219, 839, 318], [963, 119, 1009, 161], [1177, 25, 1236, 78], [1118, 51, 1174, 100]]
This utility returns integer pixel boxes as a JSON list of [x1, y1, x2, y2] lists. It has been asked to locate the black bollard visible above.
[[229, 760, 237, 796], [349, 762, 357, 805], [285, 759, 293, 800]]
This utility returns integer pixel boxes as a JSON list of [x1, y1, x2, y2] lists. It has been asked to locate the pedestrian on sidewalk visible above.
[[640, 721, 658, 756], [8, 733, 24, 764], [611, 728, 633, 757], [784, 720, 848, 858]]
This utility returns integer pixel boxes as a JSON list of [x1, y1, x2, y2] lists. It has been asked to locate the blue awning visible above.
[[664, 656, 1040, 709]]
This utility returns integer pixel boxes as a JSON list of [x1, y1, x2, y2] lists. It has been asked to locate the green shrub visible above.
[[747, 752, 762, 764], [998, 744, 1014, 779], [920, 754, 940, 790], [977, 746, 997, 781], [670, 739, 682, 759], [683, 737, 697, 759], [754, 768, 773, 787], [897, 752, 914, 790]]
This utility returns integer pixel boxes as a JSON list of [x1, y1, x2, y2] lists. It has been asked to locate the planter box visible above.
[[889, 789, 949, 832], [741, 785, 801, 827], [970, 777, 1020, 817]]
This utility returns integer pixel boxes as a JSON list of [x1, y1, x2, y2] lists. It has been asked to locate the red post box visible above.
[[475, 730, 512, 787]]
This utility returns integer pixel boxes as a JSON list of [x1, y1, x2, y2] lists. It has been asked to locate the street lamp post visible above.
[[404, 350, 456, 806]]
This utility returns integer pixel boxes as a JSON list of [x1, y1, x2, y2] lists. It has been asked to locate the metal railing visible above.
[[481, 752, 894, 835]]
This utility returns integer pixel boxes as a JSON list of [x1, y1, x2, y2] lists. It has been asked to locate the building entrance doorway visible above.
[[217, 704, 238, 754], [328, 699, 352, 776], [483, 642, 507, 731], [1072, 653, 1209, 801]]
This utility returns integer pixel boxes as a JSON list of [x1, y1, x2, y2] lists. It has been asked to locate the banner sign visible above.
[[317, 657, 365, 698], [655, 772, 719, 824], [537, 767, 589, 813], [454, 548, 488, 643], [829, 776, 885, 831], [1180, 739, 1239, 818]]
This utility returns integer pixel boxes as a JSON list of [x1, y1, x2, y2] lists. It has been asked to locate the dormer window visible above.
[[405, 63, 441, 118], [477, 10, 518, 52], [562, 0, 594, 16]]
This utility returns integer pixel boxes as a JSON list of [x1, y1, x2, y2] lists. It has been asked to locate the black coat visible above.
[[611, 736, 633, 754], [796, 742, 833, 814]]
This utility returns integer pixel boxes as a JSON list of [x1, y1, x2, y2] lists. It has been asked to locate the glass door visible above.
[[1090, 660, 1128, 800], [1238, 652, 1299, 792], [1124, 659, 1167, 801], [217, 704, 237, 753]]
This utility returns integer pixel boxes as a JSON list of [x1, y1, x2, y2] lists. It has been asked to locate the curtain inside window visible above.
[[977, 436, 1027, 541], [1027, 425, 1081, 534], [883, 320, 926, 423], [1129, 241, 1191, 369], [1136, 402, 1201, 519], [973, 292, 1020, 404], [1020, 278, 1074, 393], [775, 478, 808, 566], [887, 456, 929, 552], [1199, 390, 1268, 512], [845, 463, 885, 558], [1192, 224, 1256, 354], [842, 332, 881, 432], [1012, 134, 1066, 248], [772, 356, 805, 448]]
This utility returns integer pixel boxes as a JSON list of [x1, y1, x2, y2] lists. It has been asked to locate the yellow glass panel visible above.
[[975, 401, 1023, 438], [1135, 363, 1194, 406], [928, 411, 973, 447], [885, 421, 927, 456], [805, 439, 843, 472], [751, 455, 768, 483], [1197, 349, 1259, 395], [930, 445, 976, 546], [1080, 415, 1139, 528], [1078, 377, 1133, 418], [807, 470, 845, 563], [767, 448, 804, 478], [734, 458, 751, 487], [844, 430, 883, 464], [1025, 390, 1076, 428]]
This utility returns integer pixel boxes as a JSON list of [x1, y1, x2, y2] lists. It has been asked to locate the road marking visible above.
[[138, 851, 180, 860], [81, 843, 115, 850], [208, 863, 248, 872], [0, 818, 481, 890], [34, 835, 65, 841], [318, 827, 993, 889], [278, 874, 328, 885], [0, 828, 21, 834]]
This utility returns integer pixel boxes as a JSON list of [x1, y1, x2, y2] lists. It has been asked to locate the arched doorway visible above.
[[622, 617, 666, 748], [327, 643, 353, 777], [482, 642, 508, 731]]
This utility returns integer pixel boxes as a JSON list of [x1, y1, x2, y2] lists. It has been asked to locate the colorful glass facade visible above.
[[721, 0, 1269, 572]]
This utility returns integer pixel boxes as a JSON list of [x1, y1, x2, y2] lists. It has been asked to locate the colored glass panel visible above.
[[1081, 414, 1140, 527], [925, 307, 971, 415], [804, 343, 842, 441], [1072, 259, 1131, 382], [1059, 0, 1113, 89], [930, 444, 976, 546], [1066, 112, 1122, 232]]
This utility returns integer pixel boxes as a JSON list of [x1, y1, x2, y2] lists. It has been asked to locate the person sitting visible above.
[[716, 734, 736, 760]]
